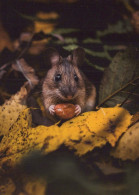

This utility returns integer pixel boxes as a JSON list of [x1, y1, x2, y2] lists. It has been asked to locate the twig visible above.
[[97, 76, 139, 108], [0, 62, 12, 71]]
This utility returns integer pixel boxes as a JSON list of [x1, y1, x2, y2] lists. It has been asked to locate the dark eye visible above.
[[74, 74, 79, 82], [55, 74, 61, 82]]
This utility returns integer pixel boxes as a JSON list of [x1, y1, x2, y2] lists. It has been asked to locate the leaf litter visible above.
[[0, 103, 132, 168]]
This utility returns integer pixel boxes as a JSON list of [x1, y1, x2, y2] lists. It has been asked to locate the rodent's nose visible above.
[[60, 86, 77, 99], [67, 95, 73, 100]]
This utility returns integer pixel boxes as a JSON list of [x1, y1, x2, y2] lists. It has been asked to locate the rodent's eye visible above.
[[74, 74, 79, 82], [55, 74, 61, 82]]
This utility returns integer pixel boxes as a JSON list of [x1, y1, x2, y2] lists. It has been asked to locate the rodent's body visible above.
[[42, 47, 96, 123]]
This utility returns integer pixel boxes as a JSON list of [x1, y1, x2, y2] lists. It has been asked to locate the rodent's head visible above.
[[43, 47, 86, 101]]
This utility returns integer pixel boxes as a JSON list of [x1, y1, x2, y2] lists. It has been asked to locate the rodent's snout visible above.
[[60, 87, 76, 100]]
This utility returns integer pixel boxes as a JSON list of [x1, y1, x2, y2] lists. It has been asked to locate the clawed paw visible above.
[[75, 105, 81, 116], [49, 105, 55, 115]]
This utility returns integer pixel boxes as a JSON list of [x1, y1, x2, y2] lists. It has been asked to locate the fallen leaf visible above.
[[22, 178, 46, 195], [12, 59, 39, 89], [131, 112, 139, 126], [64, 107, 132, 155], [111, 122, 139, 161], [131, 11, 139, 33], [34, 12, 59, 34], [0, 176, 46, 195], [0, 106, 131, 168], [0, 84, 28, 135], [95, 161, 124, 175], [0, 22, 13, 52], [0, 178, 15, 195], [28, 39, 48, 55]]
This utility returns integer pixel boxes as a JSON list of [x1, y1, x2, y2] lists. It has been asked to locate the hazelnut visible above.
[[54, 103, 75, 119]]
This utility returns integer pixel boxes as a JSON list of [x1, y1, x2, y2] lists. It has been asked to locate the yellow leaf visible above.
[[34, 12, 59, 34], [0, 106, 131, 168], [23, 178, 46, 195], [0, 178, 15, 195], [63, 106, 132, 155], [0, 85, 28, 135], [111, 122, 139, 161], [0, 176, 46, 195]]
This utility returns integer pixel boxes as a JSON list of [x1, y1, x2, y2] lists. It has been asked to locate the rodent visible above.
[[42, 47, 96, 123]]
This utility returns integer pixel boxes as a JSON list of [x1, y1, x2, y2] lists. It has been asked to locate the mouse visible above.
[[42, 47, 96, 123]]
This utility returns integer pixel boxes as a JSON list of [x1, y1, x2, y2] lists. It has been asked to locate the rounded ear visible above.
[[45, 48, 61, 66], [71, 47, 85, 66]]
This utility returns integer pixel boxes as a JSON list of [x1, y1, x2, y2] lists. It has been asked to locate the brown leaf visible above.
[[0, 22, 13, 52], [131, 112, 139, 126], [95, 161, 124, 175], [111, 122, 139, 161], [0, 84, 29, 135], [12, 59, 39, 89], [131, 11, 139, 33]]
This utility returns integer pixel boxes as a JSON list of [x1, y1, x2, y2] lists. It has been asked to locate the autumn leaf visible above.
[[0, 178, 15, 195], [131, 11, 139, 33], [95, 161, 124, 175], [111, 122, 139, 161], [0, 22, 13, 52], [0, 84, 28, 136], [34, 12, 59, 34], [0, 176, 46, 195], [12, 59, 39, 89], [64, 107, 132, 155], [0, 106, 131, 169]]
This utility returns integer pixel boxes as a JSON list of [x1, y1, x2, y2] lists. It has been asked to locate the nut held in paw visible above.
[[54, 103, 76, 119]]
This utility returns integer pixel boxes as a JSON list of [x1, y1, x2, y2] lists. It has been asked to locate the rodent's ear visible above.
[[71, 47, 85, 66], [45, 48, 61, 66]]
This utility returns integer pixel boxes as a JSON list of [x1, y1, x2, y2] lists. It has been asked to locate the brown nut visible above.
[[54, 103, 75, 119]]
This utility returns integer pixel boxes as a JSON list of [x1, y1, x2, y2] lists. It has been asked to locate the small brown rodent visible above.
[[42, 47, 96, 123]]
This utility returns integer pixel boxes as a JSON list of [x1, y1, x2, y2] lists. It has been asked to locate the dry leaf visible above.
[[0, 176, 46, 195], [12, 59, 39, 89], [29, 12, 59, 55], [95, 161, 124, 175], [34, 12, 59, 34], [0, 22, 13, 52], [64, 107, 132, 155], [0, 84, 28, 135], [28, 39, 48, 55], [0, 178, 15, 195], [22, 178, 46, 195], [0, 106, 131, 168], [131, 112, 139, 126], [111, 122, 139, 161], [131, 11, 139, 33]]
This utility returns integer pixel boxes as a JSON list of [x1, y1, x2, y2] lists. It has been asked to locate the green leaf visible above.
[[52, 28, 79, 34], [83, 38, 101, 44], [96, 20, 133, 37], [84, 48, 112, 61], [63, 44, 79, 51]]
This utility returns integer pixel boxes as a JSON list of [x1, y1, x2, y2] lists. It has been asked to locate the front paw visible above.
[[49, 105, 55, 115], [75, 105, 81, 116]]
